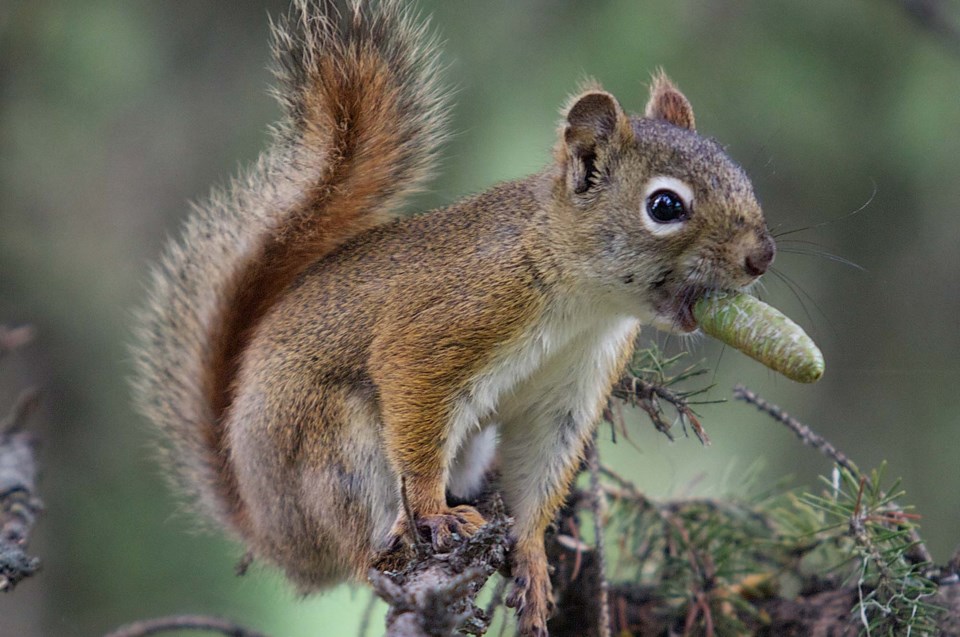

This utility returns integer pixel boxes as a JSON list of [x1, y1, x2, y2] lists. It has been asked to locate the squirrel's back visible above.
[[132, 0, 448, 535]]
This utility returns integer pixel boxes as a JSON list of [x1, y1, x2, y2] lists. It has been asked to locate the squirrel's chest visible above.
[[450, 309, 640, 443]]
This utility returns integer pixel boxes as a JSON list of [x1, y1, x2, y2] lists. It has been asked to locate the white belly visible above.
[[445, 300, 639, 495]]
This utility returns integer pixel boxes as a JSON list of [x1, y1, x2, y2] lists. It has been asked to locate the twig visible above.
[[0, 388, 41, 435], [400, 477, 430, 558], [482, 576, 508, 628], [586, 438, 611, 637], [103, 615, 270, 637], [0, 427, 42, 592], [559, 516, 587, 581], [611, 376, 711, 445], [733, 384, 933, 565], [659, 509, 716, 637], [370, 501, 512, 637], [948, 543, 960, 577], [358, 589, 379, 637], [733, 384, 857, 476], [597, 465, 643, 498], [234, 550, 254, 576], [1, 326, 43, 593]]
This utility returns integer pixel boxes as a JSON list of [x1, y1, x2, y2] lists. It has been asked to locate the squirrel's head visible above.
[[554, 72, 775, 334]]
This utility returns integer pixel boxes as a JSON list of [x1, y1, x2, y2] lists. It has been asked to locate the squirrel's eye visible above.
[[646, 189, 687, 224]]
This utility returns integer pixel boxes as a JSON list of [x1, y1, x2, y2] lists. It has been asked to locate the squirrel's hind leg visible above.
[[230, 385, 396, 588]]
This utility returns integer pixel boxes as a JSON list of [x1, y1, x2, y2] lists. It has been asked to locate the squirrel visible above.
[[133, 1, 775, 635]]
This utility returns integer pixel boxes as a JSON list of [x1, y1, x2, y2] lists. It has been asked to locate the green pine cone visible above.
[[693, 292, 824, 383]]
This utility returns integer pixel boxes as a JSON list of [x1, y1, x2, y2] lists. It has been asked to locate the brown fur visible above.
[[133, 0, 448, 533], [133, 2, 774, 636], [645, 69, 697, 131]]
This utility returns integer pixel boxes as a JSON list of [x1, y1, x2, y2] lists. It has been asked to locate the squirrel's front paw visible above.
[[385, 504, 486, 554], [418, 504, 486, 551], [505, 554, 554, 637]]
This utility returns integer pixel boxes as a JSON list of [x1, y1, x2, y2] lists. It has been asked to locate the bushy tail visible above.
[[133, 0, 448, 534]]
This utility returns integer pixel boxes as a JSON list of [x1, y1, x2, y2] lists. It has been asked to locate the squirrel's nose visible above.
[[744, 233, 775, 277]]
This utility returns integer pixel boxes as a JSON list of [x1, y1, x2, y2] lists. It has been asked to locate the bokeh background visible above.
[[2, 1, 959, 635]]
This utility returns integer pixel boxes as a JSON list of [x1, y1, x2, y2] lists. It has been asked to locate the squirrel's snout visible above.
[[744, 233, 776, 277]]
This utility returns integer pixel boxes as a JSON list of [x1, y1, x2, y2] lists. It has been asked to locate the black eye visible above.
[[646, 189, 688, 223]]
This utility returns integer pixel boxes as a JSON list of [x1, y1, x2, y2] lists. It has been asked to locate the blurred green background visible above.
[[2, 1, 959, 635]]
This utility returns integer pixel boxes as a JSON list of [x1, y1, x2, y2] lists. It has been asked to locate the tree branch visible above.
[[370, 500, 512, 637], [585, 439, 611, 637], [0, 324, 42, 593], [733, 384, 934, 566], [610, 373, 711, 445], [103, 615, 271, 637], [733, 384, 858, 476]]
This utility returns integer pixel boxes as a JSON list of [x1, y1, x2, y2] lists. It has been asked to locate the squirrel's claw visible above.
[[506, 553, 554, 637], [418, 504, 486, 551], [382, 504, 486, 557]]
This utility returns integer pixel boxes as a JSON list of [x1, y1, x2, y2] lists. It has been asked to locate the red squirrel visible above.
[[133, 1, 774, 635]]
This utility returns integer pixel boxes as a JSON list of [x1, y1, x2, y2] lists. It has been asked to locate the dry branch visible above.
[[103, 615, 271, 637], [0, 427, 41, 592], [585, 439, 611, 637], [370, 500, 512, 637], [733, 384, 857, 475], [0, 324, 42, 593], [610, 375, 710, 445]]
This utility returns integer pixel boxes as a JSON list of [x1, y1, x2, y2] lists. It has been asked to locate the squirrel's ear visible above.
[[561, 87, 631, 195], [644, 71, 696, 131]]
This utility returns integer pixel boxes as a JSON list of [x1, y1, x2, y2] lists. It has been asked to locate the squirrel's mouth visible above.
[[653, 283, 745, 334], [675, 299, 698, 332], [651, 287, 702, 334]]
